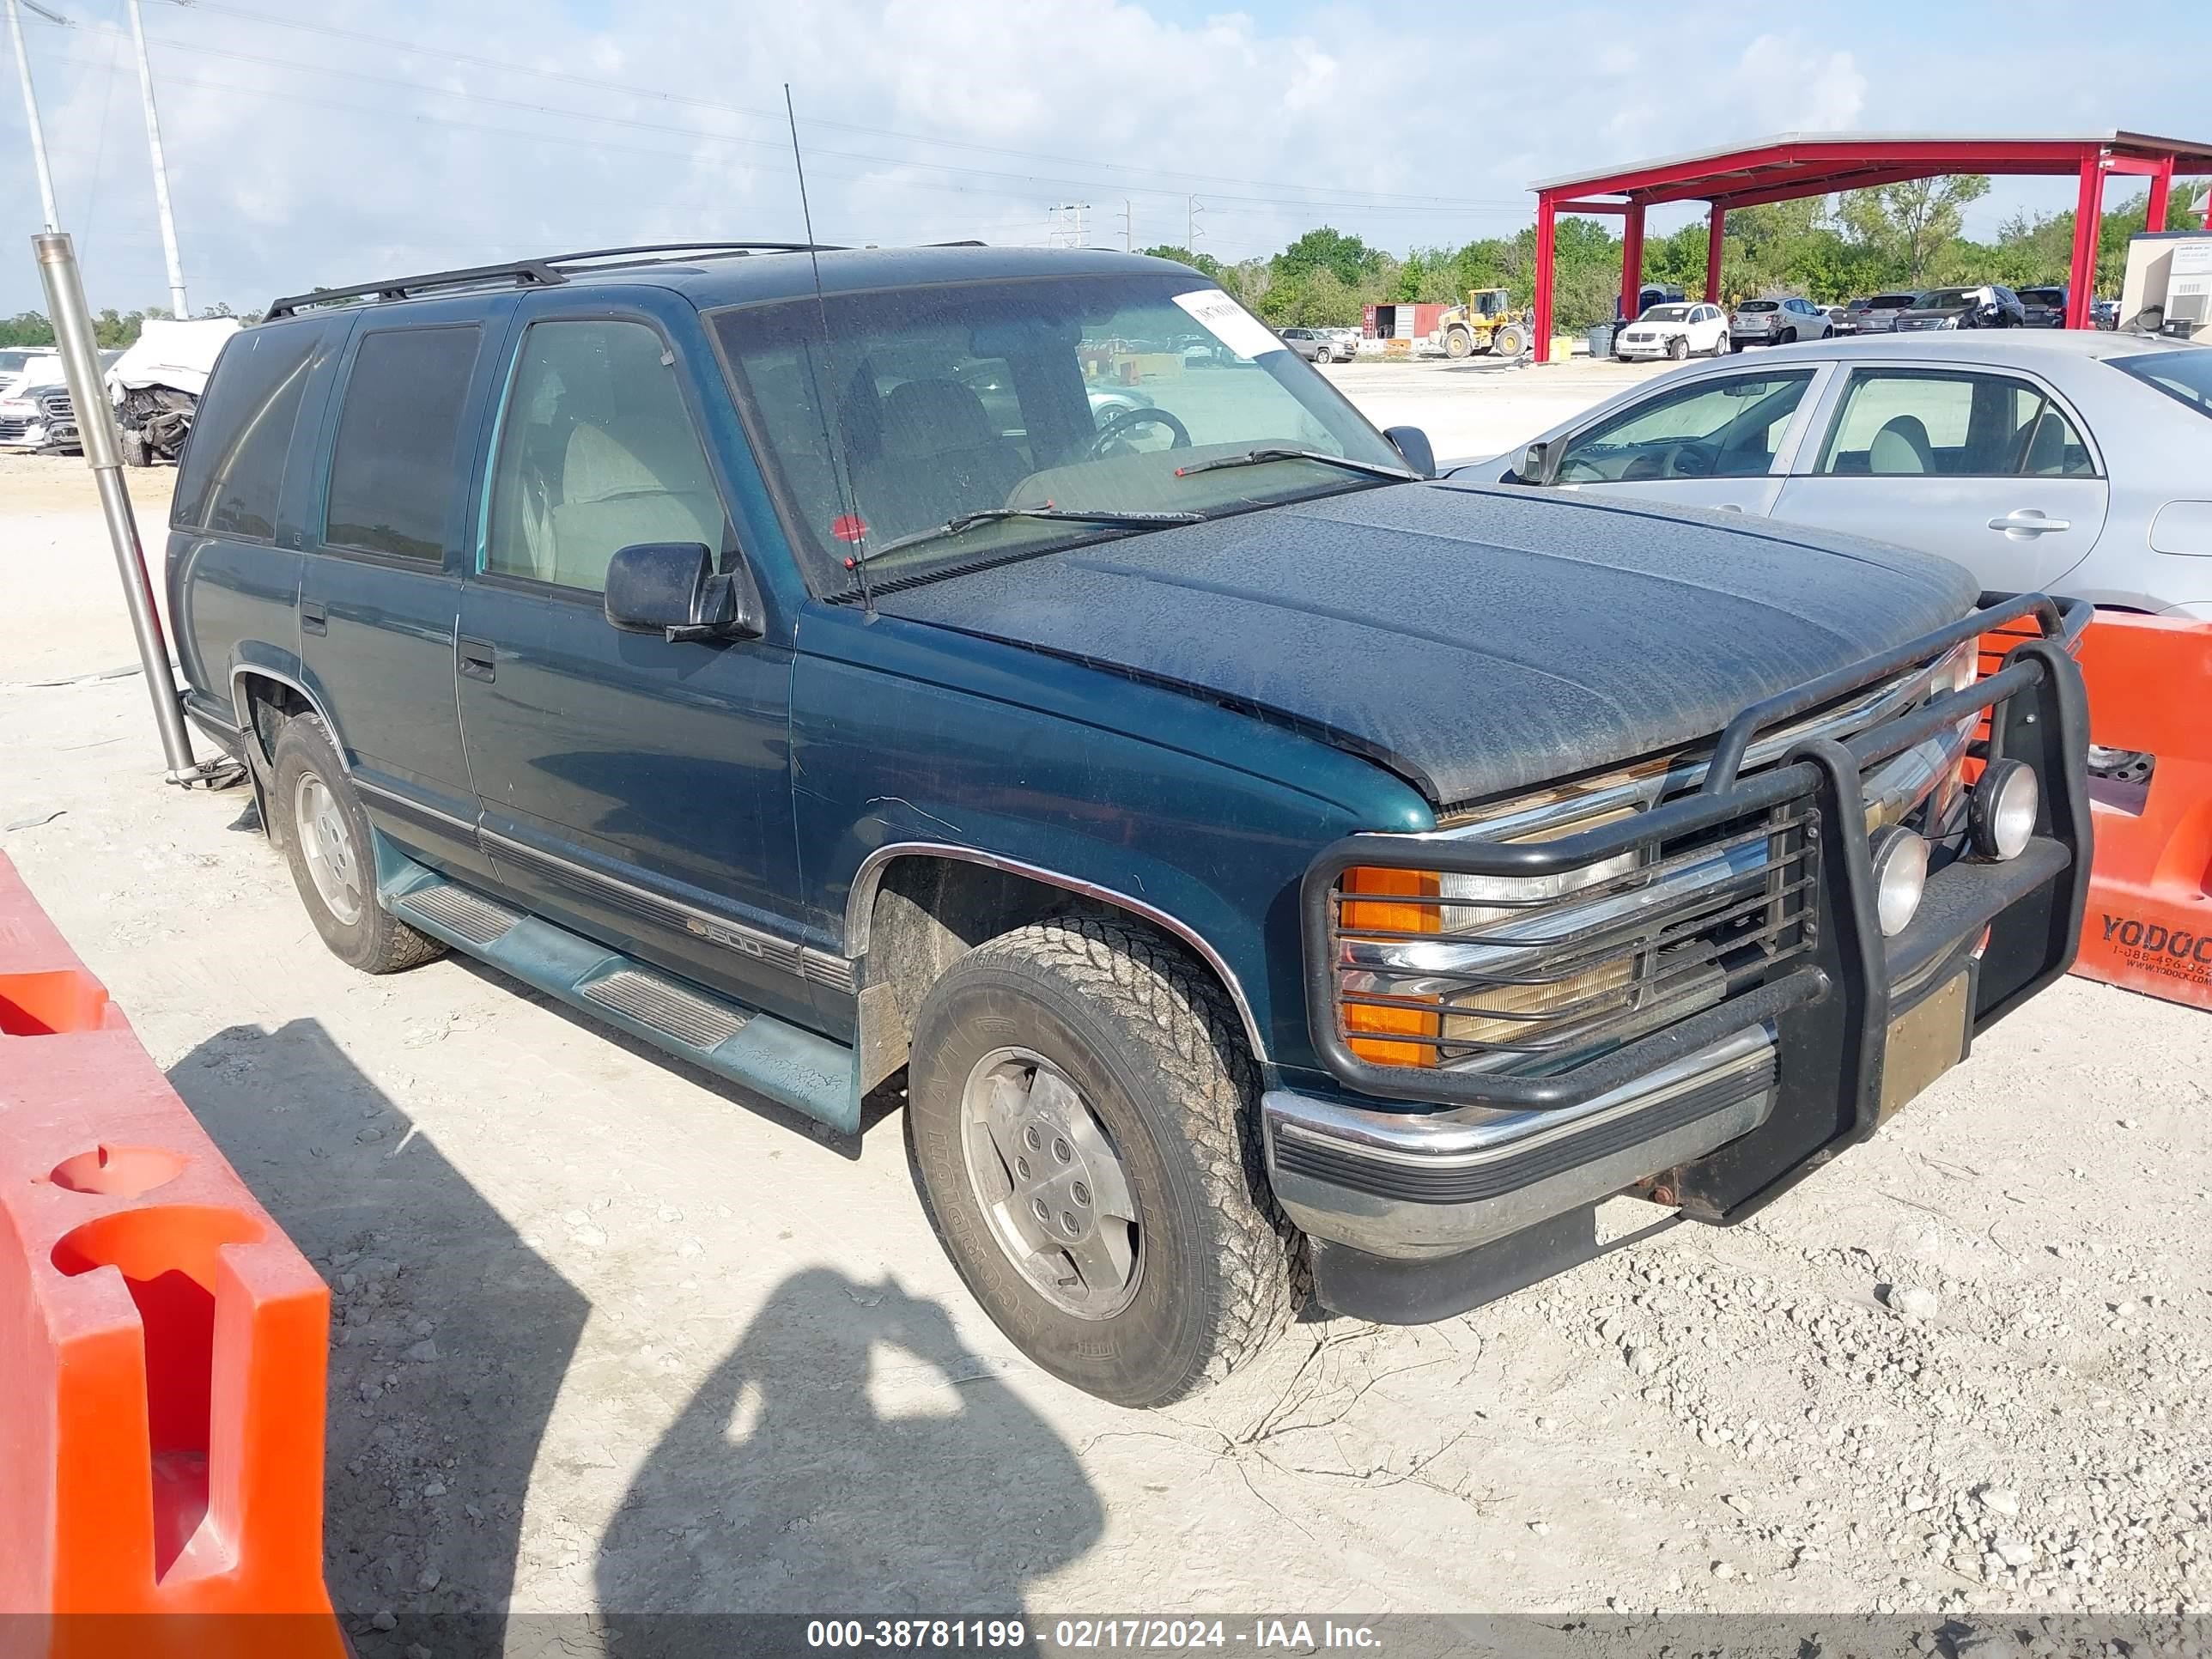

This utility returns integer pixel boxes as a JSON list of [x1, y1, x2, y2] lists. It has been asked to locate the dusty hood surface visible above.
[[875, 481, 1979, 806]]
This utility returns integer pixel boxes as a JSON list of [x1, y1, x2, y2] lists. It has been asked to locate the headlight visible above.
[[1969, 759, 2039, 860], [1869, 827, 1929, 938], [1939, 315, 1961, 329]]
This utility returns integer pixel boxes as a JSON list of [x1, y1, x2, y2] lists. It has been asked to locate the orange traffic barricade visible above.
[[0, 851, 345, 1657], [2063, 613, 2212, 1009]]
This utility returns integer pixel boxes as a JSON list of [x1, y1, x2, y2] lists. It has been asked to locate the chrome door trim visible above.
[[843, 841, 1268, 1063], [478, 823, 854, 993]]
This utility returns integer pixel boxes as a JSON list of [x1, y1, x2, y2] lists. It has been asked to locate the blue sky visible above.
[[3, 0, 2209, 315]]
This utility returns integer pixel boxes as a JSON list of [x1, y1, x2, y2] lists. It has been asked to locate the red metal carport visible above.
[[1526, 131, 2212, 362]]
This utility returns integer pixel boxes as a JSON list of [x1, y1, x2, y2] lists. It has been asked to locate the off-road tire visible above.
[[1443, 328, 1472, 360], [121, 429, 152, 467], [905, 916, 1303, 1406], [1492, 324, 1525, 358], [269, 714, 446, 975]]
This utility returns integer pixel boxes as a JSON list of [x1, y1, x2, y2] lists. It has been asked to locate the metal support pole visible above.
[[2064, 149, 2103, 330], [1705, 203, 1726, 304], [125, 0, 187, 319], [33, 231, 201, 781], [4, 0, 59, 232], [1619, 201, 1646, 325], [1531, 193, 1557, 363], [2146, 158, 2173, 234]]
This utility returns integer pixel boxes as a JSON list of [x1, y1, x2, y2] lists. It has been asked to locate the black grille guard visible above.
[[1301, 590, 2094, 1114]]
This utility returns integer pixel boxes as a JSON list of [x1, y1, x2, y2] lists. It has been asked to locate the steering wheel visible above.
[[1086, 405, 1192, 459], [1666, 441, 1718, 478]]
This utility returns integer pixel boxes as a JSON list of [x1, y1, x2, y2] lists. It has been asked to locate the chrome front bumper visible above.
[[1262, 1024, 1777, 1260]]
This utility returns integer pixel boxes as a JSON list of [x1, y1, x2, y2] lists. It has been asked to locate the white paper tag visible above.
[[1170, 289, 1285, 359]]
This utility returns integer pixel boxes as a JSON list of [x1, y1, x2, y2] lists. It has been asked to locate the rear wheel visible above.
[[905, 916, 1301, 1407], [270, 715, 446, 975], [1779, 327, 1797, 344]]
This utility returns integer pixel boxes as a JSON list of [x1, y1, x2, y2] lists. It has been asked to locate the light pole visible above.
[[4, 0, 64, 232], [126, 0, 187, 318]]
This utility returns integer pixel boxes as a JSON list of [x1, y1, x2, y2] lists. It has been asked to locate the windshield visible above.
[[1916, 289, 1975, 308], [713, 273, 1407, 591], [2108, 347, 2212, 419], [1641, 305, 1690, 323]]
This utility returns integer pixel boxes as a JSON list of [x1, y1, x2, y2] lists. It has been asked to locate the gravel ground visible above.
[[2, 358, 2207, 1651]]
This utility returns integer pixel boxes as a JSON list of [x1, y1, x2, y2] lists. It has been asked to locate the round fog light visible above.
[[1970, 758, 2039, 861], [1869, 826, 1929, 939]]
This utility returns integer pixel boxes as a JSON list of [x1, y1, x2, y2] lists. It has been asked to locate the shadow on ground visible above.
[[595, 1267, 1104, 1655], [168, 1017, 589, 1656]]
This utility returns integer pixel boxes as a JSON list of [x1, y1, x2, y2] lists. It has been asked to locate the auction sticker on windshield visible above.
[[1172, 289, 1285, 360]]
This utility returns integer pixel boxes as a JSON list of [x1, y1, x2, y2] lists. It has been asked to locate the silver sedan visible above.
[[1483, 331, 2212, 618]]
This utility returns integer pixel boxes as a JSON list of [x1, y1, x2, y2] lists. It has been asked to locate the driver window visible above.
[[1555, 369, 1816, 483], [486, 319, 730, 592]]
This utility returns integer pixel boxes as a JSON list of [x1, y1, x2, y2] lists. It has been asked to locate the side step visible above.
[[380, 851, 860, 1133]]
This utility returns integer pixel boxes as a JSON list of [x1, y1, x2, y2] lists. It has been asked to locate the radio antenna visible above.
[[786, 82, 872, 612]]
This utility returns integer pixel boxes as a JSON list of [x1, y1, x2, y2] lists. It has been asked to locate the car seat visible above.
[[854, 379, 1026, 537], [549, 417, 724, 590], [1867, 414, 1936, 475]]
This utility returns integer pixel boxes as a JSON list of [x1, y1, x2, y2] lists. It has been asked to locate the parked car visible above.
[[1613, 301, 1729, 362], [106, 315, 242, 465], [2018, 286, 2068, 328], [1278, 326, 1346, 363], [2093, 297, 2122, 331], [1730, 295, 1833, 349], [1483, 331, 2212, 617], [0, 376, 77, 453], [1832, 293, 1924, 337], [171, 243, 2090, 1406], [1895, 285, 2026, 331]]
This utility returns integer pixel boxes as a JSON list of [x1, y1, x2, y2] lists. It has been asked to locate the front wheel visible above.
[[1668, 335, 1689, 361], [905, 917, 1302, 1407], [1443, 328, 1473, 360], [1492, 324, 1526, 358], [270, 715, 447, 975], [1313, 344, 1333, 364]]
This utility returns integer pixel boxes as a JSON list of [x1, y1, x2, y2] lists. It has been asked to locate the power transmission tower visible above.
[[1119, 199, 1132, 252], [1186, 195, 1205, 255], [4, 0, 64, 231]]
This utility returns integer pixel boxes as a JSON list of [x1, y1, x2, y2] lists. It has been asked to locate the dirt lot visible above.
[[2, 360, 2208, 1650]]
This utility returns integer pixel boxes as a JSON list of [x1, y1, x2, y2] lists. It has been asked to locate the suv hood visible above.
[[873, 482, 1978, 807]]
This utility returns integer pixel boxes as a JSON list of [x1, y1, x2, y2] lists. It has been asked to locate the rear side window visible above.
[[172, 319, 323, 539], [1815, 368, 2095, 477], [323, 325, 483, 561], [2108, 348, 2212, 419]]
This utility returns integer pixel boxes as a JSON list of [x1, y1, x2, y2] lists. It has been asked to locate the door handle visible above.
[[1988, 509, 2071, 537], [301, 599, 326, 636], [459, 635, 496, 683]]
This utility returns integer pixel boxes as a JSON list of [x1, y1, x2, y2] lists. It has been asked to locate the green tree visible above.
[[1272, 226, 1385, 289], [1137, 245, 1224, 279], [1838, 175, 1991, 285]]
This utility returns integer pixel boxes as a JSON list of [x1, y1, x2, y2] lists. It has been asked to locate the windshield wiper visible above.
[[1171, 447, 1419, 483], [856, 506, 1202, 563]]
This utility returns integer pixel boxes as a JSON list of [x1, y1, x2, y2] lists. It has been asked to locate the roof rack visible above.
[[264, 241, 848, 319]]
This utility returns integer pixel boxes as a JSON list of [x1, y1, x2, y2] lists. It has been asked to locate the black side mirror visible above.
[[1382, 424, 1435, 478], [605, 541, 763, 643]]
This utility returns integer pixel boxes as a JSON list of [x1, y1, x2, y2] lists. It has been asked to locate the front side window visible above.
[[172, 318, 321, 539], [1553, 370, 1817, 483], [323, 325, 483, 561], [1815, 368, 2095, 477], [713, 275, 1406, 591], [485, 319, 729, 592]]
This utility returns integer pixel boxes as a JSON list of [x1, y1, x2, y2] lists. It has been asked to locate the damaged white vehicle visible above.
[[106, 316, 241, 465]]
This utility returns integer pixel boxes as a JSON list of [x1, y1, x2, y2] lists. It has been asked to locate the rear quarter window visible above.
[[171, 318, 326, 539], [322, 325, 484, 561]]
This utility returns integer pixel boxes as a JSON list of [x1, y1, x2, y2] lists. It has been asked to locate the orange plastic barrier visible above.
[[0, 851, 344, 1657], [2064, 613, 2212, 1009]]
